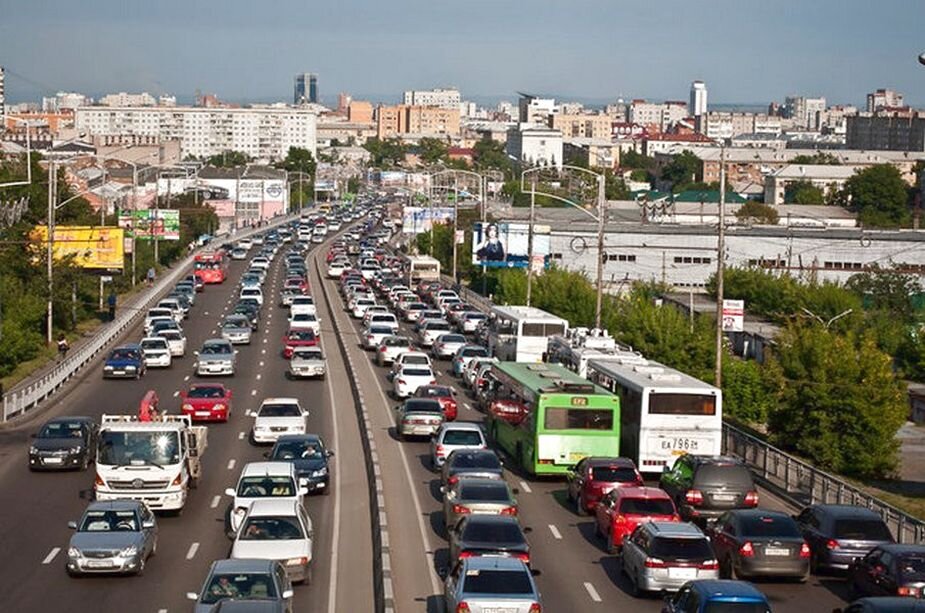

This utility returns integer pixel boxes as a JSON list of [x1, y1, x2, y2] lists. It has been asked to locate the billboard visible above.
[[402, 207, 454, 234], [32, 226, 125, 270], [118, 209, 180, 240], [471, 222, 550, 269]]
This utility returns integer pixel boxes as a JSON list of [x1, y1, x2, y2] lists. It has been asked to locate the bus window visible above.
[[648, 393, 716, 416], [544, 408, 613, 431], [521, 322, 566, 337]]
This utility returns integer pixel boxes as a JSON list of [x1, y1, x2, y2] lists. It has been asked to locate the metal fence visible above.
[[1, 215, 297, 422], [723, 422, 925, 543]]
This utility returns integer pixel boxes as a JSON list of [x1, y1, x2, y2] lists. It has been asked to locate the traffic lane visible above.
[[315, 255, 446, 612]]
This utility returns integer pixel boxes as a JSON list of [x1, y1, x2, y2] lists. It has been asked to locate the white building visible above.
[[763, 164, 858, 205], [689, 81, 708, 118], [629, 100, 689, 131], [75, 105, 317, 161], [518, 94, 557, 124], [42, 91, 91, 113], [867, 89, 904, 112], [785, 96, 827, 130], [402, 88, 461, 109], [506, 125, 563, 167], [99, 92, 158, 107]]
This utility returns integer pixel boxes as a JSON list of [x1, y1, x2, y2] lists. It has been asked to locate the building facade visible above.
[[867, 89, 904, 113], [846, 114, 925, 152], [629, 100, 689, 132], [99, 92, 158, 107], [506, 125, 563, 167], [550, 113, 612, 139], [784, 96, 827, 130], [294, 73, 318, 104], [518, 94, 557, 124], [402, 88, 460, 109], [689, 81, 708, 118], [0, 65, 5, 128], [763, 164, 858, 205], [375, 104, 460, 138]]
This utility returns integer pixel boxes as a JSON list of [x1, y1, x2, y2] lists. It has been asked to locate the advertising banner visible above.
[[722, 299, 745, 332], [401, 207, 454, 234], [471, 222, 550, 269], [118, 209, 180, 240], [32, 226, 125, 270]]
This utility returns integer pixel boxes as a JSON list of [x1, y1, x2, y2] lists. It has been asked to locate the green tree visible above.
[[660, 150, 701, 189], [621, 150, 656, 171], [721, 358, 775, 424], [784, 179, 825, 205], [735, 201, 780, 224], [417, 138, 448, 165], [846, 265, 922, 321], [206, 150, 250, 167], [363, 138, 408, 167], [844, 164, 911, 228], [791, 152, 841, 165], [472, 139, 512, 177]]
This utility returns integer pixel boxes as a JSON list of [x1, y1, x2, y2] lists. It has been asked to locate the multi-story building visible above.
[[784, 96, 827, 130], [376, 105, 404, 139], [518, 93, 557, 124], [506, 125, 563, 167], [629, 100, 689, 132], [846, 114, 925, 151], [0, 65, 5, 129], [375, 104, 460, 139], [99, 92, 158, 107], [867, 89, 904, 113], [42, 92, 91, 113], [75, 105, 317, 161], [563, 138, 622, 169], [337, 93, 352, 114], [689, 81, 708, 118], [550, 113, 612, 139], [347, 100, 373, 123], [402, 88, 460, 109], [763, 164, 858, 205], [294, 73, 318, 104]]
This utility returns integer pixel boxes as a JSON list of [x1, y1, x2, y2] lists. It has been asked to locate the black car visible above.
[[441, 448, 504, 487], [837, 597, 925, 613], [447, 514, 531, 567], [233, 303, 260, 330], [267, 434, 334, 495], [849, 544, 925, 599], [708, 509, 810, 581], [29, 416, 98, 471], [796, 504, 895, 574], [659, 455, 759, 524]]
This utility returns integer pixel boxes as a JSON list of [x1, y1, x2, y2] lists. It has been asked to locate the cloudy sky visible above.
[[1, 0, 924, 107]]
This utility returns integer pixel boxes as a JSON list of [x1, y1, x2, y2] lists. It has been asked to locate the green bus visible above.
[[486, 362, 621, 476]]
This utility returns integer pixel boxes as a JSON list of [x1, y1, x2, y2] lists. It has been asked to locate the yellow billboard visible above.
[[32, 226, 125, 270]]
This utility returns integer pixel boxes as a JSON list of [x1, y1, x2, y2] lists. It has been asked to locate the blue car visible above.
[[662, 580, 771, 613], [102, 344, 146, 379]]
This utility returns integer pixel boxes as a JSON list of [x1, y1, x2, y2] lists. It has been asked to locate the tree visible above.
[[735, 201, 779, 224], [363, 138, 408, 167], [785, 179, 825, 205], [472, 139, 512, 177], [844, 165, 911, 228], [417, 138, 448, 165], [764, 325, 906, 477], [621, 150, 655, 171], [791, 152, 841, 165], [721, 358, 776, 424], [660, 150, 701, 190], [206, 150, 250, 167], [278, 147, 317, 176], [846, 264, 922, 321]]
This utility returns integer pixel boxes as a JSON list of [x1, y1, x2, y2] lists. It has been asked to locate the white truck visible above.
[[94, 415, 208, 512]]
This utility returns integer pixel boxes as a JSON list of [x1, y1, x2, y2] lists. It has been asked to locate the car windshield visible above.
[[225, 317, 249, 328], [463, 521, 524, 543], [459, 482, 510, 502], [703, 605, 770, 613], [739, 515, 802, 538], [370, 327, 393, 335], [425, 323, 450, 331], [461, 347, 488, 357], [39, 421, 85, 439], [201, 572, 278, 605], [443, 430, 483, 446], [239, 516, 304, 541], [259, 403, 302, 417], [452, 452, 501, 470], [592, 466, 639, 483], [293, 349, 323, 360], [109, 349, 139, 360], [619, 497, 675, 516], [272, 440, 323, 460], [650, 536, 714, 560], [237, 476, 296, 497], [158, 331, 181, 340], [440, 335, 466, 344], [385, 338, 411, 347], [98, 431, 180, 466], [404, 400, 442, 413], [187, 386, 225, 399], [201, 343, 231, 355], [833, 519, 893, 541], [898, 555, 925, 578], [402, 355, 430, 365], [418, 386, 452, 398], [141, 339, 167, 350], [461, 569, 533, 595], [79, 510, 139, 532], [694, 465, 754, 488]]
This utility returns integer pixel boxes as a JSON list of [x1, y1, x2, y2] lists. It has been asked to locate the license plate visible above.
[[713, 494, 735, 502], [484, 608, 517, 613], [112, 371, 125, 376], [668, 567, 698, 580], [196, 411, 211, 417], [85, 560, 114, 568], [765, 547, 790, 556], [44, 457, 64, 464]]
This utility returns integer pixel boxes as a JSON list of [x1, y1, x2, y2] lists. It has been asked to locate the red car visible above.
[[414, 384, 458, 421], [284, 277, 309, 294], [566, 456, 644, 515], [593, 486, 679, 554], [180, 383, 233, 422], [282, 329, 318, 359]]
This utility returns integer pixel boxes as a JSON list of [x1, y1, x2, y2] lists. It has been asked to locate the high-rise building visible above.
[[294, 73, 318, 104], [517, 93, 557, 124], [784, 96, 826, 130], [867, 89, 905, 113], [0, 65, 5, 129], [402, 88, 460, 109], [689, 80, 708, 118], [846, 114, 925, 151]]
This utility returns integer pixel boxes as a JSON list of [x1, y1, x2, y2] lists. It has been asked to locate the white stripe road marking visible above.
[[227, 459, 236, 470], [186, 542, 199, 560], [157, 609, 167, 613], [259, 361, 265, 367], [256, 374, 262, 380], [519, 480, 532, 494], [238, 431, 245, 440], [184, 375, 190, 381], [251, 390, 257, 396], [42, 547, 61, 564], [584, 582, 602, 603], [210, 495, 221, 509], [173, 391, 179, 398], [262, 349, 266, 354], [548, 524, 562, 540]]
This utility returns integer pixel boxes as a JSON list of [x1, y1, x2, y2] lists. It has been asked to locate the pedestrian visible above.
[[146, 267, 156, 287], [56, 334, 69, 362], [107, 291, 117, 321]]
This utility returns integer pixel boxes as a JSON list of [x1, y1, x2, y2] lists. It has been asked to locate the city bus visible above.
[[402, 255, 441, 286], [546, 327, 636, 378], [486, 362, 620, 476], [193, 252, 228, 284], [586, 357, 722, 474], [486, 305, 568, 363]]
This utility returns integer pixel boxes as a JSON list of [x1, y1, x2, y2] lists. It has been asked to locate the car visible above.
[[66, 500, 157, 576], [327, 261, 348, 279], [659, 455, 759, 524], [395, 397, 445, 440], [103, 344, 146, 379], [241, 273, 262, 290], [282, 330, 318, 359], [157, 298, 185, 322], [443, 477, 519, 527], [376, 335, 414, 366], [250, 256, 270, 271], [366, 312, 399, 333], [185, 274, 205, 292], [462, 357, 496, 389], [393, 363, 437, 399], [144, 308, 175, 334], [447, 514, 531, 568], [431, 422, 487, 469], [566, 456, 644, 516], [389, 350, 432, 379], [240, 287, 264, 306], [662, 579, 771, 613], [288, 312, 321, 335], [290, 296, 317, 318], [443, 549, 541, 612], [234, 303, 260, 330], [350, 297, 377, 319], [621, 521, 719, 596], [836, 598, 925, 612], [187, 558, 294, 613], [451, 345, 490, 377], [288, 346, 326, 379], [195, 338, 237, 376], [363, 325, 396, 351], [594, 486, 679, 554], [418, 319, 452, 347], [230, 247, 248, 260], [249, 398, 309, 444], [432, 334, 469, 360], [29, 416, 98, 471], [442, 448, 504, 487], [155, 328, 187, 357], [267, 434, 334, 495], [400, 301, 429, 322], [708, 509, 810, 581], [139, 336, 172, 368], [795, 504, 895, 573], [222, 314, 254, 345], [150, 317, 182, 338], [181, 383, 234, 422], [224, 462, 307, 535], [848, 544, 925, 599], [414, 384, 458, 421], [230, 499, 315, 584]]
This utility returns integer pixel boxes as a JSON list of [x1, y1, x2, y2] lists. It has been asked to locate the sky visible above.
[[2, 0, 925, 108]]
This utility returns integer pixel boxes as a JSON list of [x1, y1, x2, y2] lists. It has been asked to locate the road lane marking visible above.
[[584, 582, 602, 602], [548, 524, 562, 540], [204, 311, 209, 316], [227, 459, 236, 470], [261, 349, 266, 354], [256, 374, 262, 380], [210, 495, 221, 509], [238, 431, 245, 440], [317, 314, 343, 613], [173, 391, 179, 398], [259, 361, 265, 367], [184, 375, 190, 381], [519, 480, 532, 494], [42, 547, 61, 564], [251, 389, 257, 396], [186, 542, 199, 560]]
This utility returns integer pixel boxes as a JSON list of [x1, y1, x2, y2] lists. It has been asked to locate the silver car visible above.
[[195, 338, 237, 376], [288, 346, 326, 379], [187, 558, 294, 613], [222, 315, 253, 345], [66, 500, 158, 576], [621, 521, 719, 596], [443, 556, 541, 613]]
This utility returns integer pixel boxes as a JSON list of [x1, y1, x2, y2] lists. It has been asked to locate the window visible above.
[[607, 254, 636, 262], [673, 256, 712, 265], [544, 407, 613, 430], [648, 393, 717, 416], [823, 261, 863, 271]]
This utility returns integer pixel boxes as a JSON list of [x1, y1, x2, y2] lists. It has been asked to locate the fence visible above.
[[1, 215, 297, 422]]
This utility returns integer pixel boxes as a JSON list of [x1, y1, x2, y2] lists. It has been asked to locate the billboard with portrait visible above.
[[401, 207, 454, 234], [471, 222, 550, 269], [31, 226, 125, 270]]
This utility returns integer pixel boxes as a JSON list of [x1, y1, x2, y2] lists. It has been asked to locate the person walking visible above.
[[107, 291, 117, 321], [56, 334, 69, 362], [146, 267, 156, 287]]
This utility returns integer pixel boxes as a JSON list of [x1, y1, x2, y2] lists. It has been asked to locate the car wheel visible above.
[[606, 532, 619, 555], [575, 493, 588, 516], [304, 565, 313, 586], [628, 570, 641, 598], [135, 556, 145, 576], [151, 540, 157, 557]]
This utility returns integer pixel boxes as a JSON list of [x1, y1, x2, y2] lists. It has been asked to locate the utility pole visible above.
[[594, 173, 606, 330], [526, 177, 536, 307], [452, 175, 459, 282], [713, 144, 727, 387], [46, 159, 56, 345]]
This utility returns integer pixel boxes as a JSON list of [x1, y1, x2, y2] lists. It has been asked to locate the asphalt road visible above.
[[0, 232, 373, 613]]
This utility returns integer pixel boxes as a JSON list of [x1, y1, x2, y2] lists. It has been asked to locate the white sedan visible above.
[[393, 364, 437, 399], [230, 498, 315, 584], [288, 313, 321, 336], [140, 336, 172, 368], [249, 397, 308, 445]]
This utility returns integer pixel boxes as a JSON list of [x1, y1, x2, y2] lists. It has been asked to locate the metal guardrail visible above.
[[1, 215, 297, 422], [723, 422, 925, 543]]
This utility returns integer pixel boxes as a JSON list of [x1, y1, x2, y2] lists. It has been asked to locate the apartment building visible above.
[[846, 114, 925, 152], [550, 113, 612, 139], [375, 104, 460, 138], [763, 164, 858, 205], [99, 92, 157, 107], [506, 125, 563, 167], [867, 89, 904, 113], [402, 88, 460, 109], [628, 100, 689, 132], [784, 96, 826, 130]]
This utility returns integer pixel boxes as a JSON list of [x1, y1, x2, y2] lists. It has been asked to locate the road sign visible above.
[[722, 299, 745, 332]]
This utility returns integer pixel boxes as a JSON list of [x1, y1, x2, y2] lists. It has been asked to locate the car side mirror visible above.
[[247, 410, 257, 417], [326, 450, 335, 457], [67, 520, 77, 529], [282, 590, 294, 599], [142, 520, 155, 529], [224, 487, 236, 497], [193, 351, 199, 356], [530, 568, 542, 577], [300, 487, 310, 496], [186, 592, 199, 601]]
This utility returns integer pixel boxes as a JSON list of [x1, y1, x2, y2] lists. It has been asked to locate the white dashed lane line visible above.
[[210, 495, 221, 509], [238, 431, 245, 440], [251, 390, 257, 396], [186, 542, 199, 560], [548, 524, 562, 540], [184, 375, 190, 381], [584, 582, 602, 603], [42, 547, 61, 565], [519, 480, 532, 494], [173, 391, 179, 398], [227, 459, 236, 470]]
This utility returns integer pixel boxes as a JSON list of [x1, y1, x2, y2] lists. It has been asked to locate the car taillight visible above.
[[430, 380, 437, 385], [500, 506, 518, 516], [528, 604, 542, 613], [898, 586, 920, 597], [448, 476, 460, 486], [699, 559, 719, 570], [514, 552, 531, 564], [799, 542, 811, 559], [455, 603, 471, 613], [739, 541, 755, 557], [644, 557, 668, 568], [744, 490, 759, 507], [458, 551, 476, 559], [435, 445, 445, 457], [452, 504, 470, 515], [826, 539, 840, 550], [685, 489, 704, 506]]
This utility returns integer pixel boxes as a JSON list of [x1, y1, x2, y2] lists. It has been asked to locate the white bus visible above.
[[403, 255, 441, 286], [487, 305, 569, 363], [586, 357, 722, 473], [546, 327, 637, 378]]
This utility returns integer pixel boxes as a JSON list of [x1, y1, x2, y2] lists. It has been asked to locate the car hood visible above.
[[291, 458, 327, 473], [70, 532, 143, 551], [105, 358, 141, 367], [231, 539, 312, 560], [223, 326, 251, 334], [32, 437, 83, 451], [199, 354, 234, 363]]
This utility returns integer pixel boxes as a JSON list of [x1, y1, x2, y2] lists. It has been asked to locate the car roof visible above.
[[725, 509, 790, 520], [211, 558, 280, 574], [811, 504, 885, 519], [240, 462, 296, 478], [643, 521, 705, 538], [687, 454, 745, 466], [876, 544, 925, 555], [440, 421, 483, 432], [688, 579, 768, 601], [614, 486, 670, 499], [584, 456, 637, 467], [247, 498, 302, 516], [274, 434, 322, 445], [261, 397, 300, 404], [85, 500, 146, 512], [203, 338, 232, 346], [462, 555, 529, 572], [45, 416, 94, 425]]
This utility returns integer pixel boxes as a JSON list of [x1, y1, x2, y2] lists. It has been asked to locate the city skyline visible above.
[[1, 0, 924, 108]]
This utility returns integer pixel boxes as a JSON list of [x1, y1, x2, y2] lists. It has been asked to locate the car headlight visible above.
[[68, 547, 81, 558], [69, 446, 82, 454], [311, 467, 328, 477], [285, 556, 309, 566], [119, 546, 138, 557], [29, 446, 38, 454], [103, 365, 114, 371], [213, 404, 226, 411], [125, 365, 137, 371]]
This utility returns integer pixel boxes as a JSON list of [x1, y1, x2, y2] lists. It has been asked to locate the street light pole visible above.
[[526, 177, 536, 306], [452, 174, 459, 282], [46, 159, 56, 345], [594, 173, 606, 330], [713, 143, 727, 387]]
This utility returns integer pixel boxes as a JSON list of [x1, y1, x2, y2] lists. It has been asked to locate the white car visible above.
[[361, 306, 391, 328], [140, 336, 172, 368], [359, 263, 380, 280], [250, 256, 270, 271], [362, 325, 395, 351], [288, 312, 321, 335], [240, 287, 263, 306], [230, 499, 315, 584], [224, 462, 307, 535], [431, 422, 488, 468], [389, 351, 432, 380], [365, 313, 399, 333], [376, 335, 414, 366], [249, 398, 309, 444], [155, 329, 187, 357], [401, 302, 429, 322], [351, 298, 377, 319], [459, 312, 487, 334], [393, 364, 437, 399], [157, 298, 185, 322], [290, 296, 317, 317], [144, 308, 175, 335], [462, 357, 497, 389], [432, 333, 469, 360], [289, 346, 326, 379], [418, 320, 452, 347], [327, 261, 347, 279], [238, 238, 253, 250]]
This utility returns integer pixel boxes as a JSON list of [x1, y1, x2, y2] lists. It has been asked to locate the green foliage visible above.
[[363, 138, 409, 168], [417, 138, 448, 165], [206, 150, 250, 167], [735, 201, 779, 224], [791, 152, 841, 165], [844, 165, 911, 228], [660, 150, 701, 189], [846, 265, 922, 322], [621, 150, 656, 171], [765, 326, 906, 477], [721, 358, 775, 424], [785, 179, 825, 205], [604, 170, 631, 200], [278, 147, 317, 176], [347, 177, 361, 194], [472, 140, 512, 177]]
